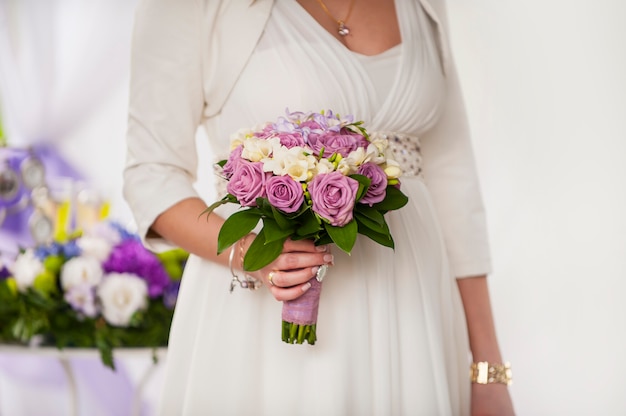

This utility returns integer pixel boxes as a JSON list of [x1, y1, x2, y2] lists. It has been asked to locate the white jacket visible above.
[[123, 0, 492, 278]]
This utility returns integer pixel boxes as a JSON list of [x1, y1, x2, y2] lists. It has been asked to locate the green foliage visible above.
[[215, 183, 408, 271], [0, 247, 187, 371]]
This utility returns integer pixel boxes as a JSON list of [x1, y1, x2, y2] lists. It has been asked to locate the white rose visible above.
[[10, 250, 44, 292], [61, 256, 104, 290], [97, 273, 148, 327], [77, 236, 113, 262]]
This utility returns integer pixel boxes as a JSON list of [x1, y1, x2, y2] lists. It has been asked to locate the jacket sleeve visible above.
[[122, 0, 211, 251], [420, 0, 492, 278]]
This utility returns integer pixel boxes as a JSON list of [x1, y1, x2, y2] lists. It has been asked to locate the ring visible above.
[[268, 271, 277, 287], [316, 264, 328, 282]]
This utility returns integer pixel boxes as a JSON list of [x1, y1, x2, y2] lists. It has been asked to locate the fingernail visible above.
[[302, 282, 312, 292], [323, 254, 334, 265], [315, 245, 328, 252], [311, 266, 319, 275]]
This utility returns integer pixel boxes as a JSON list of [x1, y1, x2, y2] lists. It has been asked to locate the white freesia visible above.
[[77, 236, 113, 262], [229, 127, 255, 150], [242, 136, 279, 162], [369, 136, 390, 154], [61, 256, 104, 290], [263, 146, 316, 181], [336, 158, 355, 175], [313, 158, 335, 175], [97, 273, 148, 327], [345, 147, 368, 167], [384, 159, 402, 179], [10, 250, 43, 292], [344, 143, 383, 168]]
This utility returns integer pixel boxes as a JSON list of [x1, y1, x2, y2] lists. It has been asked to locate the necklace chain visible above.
[[314, 0, 356, 36]]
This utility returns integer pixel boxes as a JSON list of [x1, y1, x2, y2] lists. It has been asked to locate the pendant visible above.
[[338, 21, 350, 36]]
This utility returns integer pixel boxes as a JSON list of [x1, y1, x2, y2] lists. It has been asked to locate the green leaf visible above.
[[217, 210, 262, 254], [243, 230, 287, 271], [349, 174, 371, 202], [355, 205, 386, 226], [295, 209, 323, 237], [200, 194, 237, 219], [372, 186, 409, 211], [262, 217, 295, 243], [357, 222, 395, 249], [324, 220, 358, 254], [270, 206, 294, 230], [354, 212, 388, 235], [95, 328, 115, 370]]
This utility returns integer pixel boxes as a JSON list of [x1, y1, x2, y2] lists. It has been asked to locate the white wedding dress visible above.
[[159, 1, 479, 415]]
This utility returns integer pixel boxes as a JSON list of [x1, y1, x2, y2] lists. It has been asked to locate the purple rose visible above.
[[299, 120, 322, 131], [357, 162, 388, 206], [266, 175, 304, 214], [222, 145, 243, 179], [277, 132, 306, 148], [308, 172, 359, 226], [307, 129, 367, 157], [226, 160, 269, 207]]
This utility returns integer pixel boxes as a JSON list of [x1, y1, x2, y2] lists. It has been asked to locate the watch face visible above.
[[0, 167, 20, 201], [29, 210, 54, 244], [20, 156, 46, 189]]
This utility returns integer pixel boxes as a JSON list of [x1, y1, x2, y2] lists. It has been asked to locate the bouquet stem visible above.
[[281, 278, 322, 345]]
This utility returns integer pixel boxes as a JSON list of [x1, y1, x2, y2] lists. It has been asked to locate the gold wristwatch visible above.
[[470, 361, 513, 385]]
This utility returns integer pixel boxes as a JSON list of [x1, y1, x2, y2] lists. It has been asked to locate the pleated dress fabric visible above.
[[159, 1, 471, 415]]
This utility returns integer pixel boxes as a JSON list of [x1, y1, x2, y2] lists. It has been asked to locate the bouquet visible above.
[[206, 109, 408, 345], [0, 221, 188, 369]]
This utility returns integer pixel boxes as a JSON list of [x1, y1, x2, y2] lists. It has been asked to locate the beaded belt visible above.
[[370, 131, 423, 178]]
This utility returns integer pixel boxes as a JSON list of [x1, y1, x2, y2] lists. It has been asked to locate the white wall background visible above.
[[2, 1, 626, 415], [448, 1, 626, 415]]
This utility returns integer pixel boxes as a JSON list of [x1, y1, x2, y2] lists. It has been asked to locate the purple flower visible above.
[[226, 160, 269, 207], [266, 176, 304, 214], [163, 281, 180, 309], [102, 239, 170, 298], [64, 283, 99, 318], [0, 265, 10, 280], [308, 172, 359, 226], [222, 145, 243, 179], [277, 133, 306, 148], [357, 162, 388, 206], [299, 120, 322, 131], [61, 240, 82, 259], [307, 130, 367, 157], [34, 242, 62, 260]]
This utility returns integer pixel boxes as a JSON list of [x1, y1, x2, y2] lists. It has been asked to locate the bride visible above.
[[123, 0, 515, 414]]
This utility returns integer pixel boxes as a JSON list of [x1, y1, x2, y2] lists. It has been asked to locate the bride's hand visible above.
[[248, 239, 333, 301]]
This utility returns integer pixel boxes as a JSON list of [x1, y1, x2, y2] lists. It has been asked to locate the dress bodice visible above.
[[213, 0, 446, 154]]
